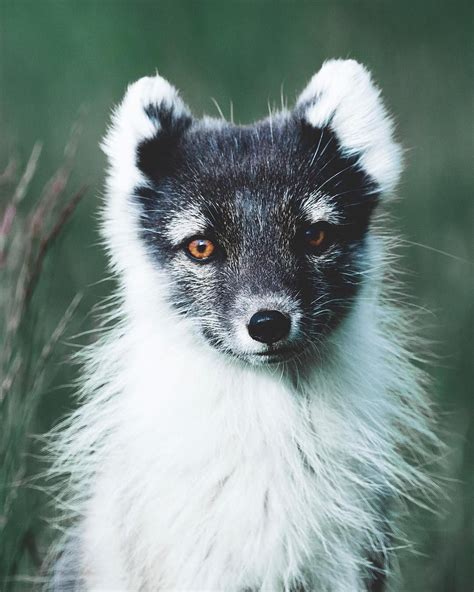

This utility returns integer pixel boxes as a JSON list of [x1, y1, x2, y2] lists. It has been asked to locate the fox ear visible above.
[[296, 59, 402, 195], [102, 74, 192, 188]]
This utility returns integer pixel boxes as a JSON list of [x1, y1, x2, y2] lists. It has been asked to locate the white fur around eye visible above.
[[165, 205, 209, 247], [299, 193, 341, 224]]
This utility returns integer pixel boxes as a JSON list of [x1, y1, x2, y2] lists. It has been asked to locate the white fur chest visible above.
[[80, 318, 388, 592]]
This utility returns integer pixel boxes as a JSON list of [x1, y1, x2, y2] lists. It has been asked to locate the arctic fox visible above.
[[50, 60, 436, 591]]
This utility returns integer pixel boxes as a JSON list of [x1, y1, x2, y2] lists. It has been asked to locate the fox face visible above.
[[103, 60, 402, 365]]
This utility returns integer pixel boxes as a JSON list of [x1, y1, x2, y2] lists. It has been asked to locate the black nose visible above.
[[247, 310, 291, 344]]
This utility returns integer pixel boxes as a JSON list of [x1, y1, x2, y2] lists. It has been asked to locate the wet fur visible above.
[[48, 60, 436, 591]]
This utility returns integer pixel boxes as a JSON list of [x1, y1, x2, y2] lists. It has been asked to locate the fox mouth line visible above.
[[248, 347, 300, 363]]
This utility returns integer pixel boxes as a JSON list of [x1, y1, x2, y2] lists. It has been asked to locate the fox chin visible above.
[[48, 60, 437, 592]]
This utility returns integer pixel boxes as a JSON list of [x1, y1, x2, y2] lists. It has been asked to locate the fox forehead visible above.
[[138, 116, 372, 248], [163, 189, 341, 249]]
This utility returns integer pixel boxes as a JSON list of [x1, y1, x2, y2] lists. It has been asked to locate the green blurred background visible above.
[[0, 1, 472, 590]]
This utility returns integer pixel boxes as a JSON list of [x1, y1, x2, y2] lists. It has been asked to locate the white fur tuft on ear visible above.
[[297, 59, 403, 195], [101, 74, 190, 191]]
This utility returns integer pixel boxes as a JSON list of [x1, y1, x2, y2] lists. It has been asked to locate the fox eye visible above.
[[303, 222, 333, 253], [186, 237, 216, 261]]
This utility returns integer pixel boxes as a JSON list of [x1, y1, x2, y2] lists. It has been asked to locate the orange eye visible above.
[[308, 229, 326, 248], [187, 238, 216, 260], [304, 223, 332, 252]]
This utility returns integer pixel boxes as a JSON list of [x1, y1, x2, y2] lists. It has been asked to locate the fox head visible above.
[[102, 60, 402, 365]]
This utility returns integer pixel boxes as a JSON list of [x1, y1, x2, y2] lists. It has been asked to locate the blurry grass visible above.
[[0, 135, 86, 590]]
